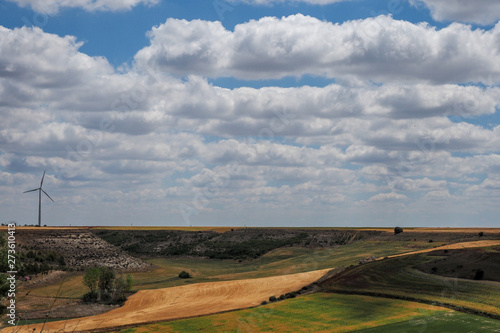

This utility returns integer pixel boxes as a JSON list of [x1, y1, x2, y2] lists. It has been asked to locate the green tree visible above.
[[114, 276, 127, 300], [98, 266, 116, 296], [83, 267, 100, 294], [82, 267, 133, 304]]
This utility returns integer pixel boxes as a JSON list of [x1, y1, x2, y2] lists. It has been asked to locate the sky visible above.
[[1, 0, 500, 227]]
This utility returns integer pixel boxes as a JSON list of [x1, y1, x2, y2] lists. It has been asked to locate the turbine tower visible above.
[[23, 171, 54, 227]]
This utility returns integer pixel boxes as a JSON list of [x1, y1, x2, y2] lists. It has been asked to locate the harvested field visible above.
[[382, 240, 500, 259], [5, 269, 331, 332]]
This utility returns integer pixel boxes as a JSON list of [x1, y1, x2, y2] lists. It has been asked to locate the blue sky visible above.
[[1, 0, 500, 227]]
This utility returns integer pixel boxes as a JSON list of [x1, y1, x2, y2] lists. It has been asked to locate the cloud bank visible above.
[[1, 14, 500, 226]]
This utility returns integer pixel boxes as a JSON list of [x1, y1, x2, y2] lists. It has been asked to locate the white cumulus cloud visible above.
[[7, 0, 159, 14], [411, 0, 500, 25], [135, 14, 500, 84]]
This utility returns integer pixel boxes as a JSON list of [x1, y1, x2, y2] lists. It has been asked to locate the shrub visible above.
[[428, 239, 433, 243], [261, 301, 267, 305], [114, 295, 128, 304], [474, 269, 484, 280], [394, 227, 403, 235], [82, 291, 98, 303], [269, 296, 277, 302], [57, 255, 66, 266], [279, 294, 286, 301], [178, 271, 191, 279], [100, 292, 112, 302], [125, 274, 134, 292], [478, 232, 484, 237], [114, 276, 127, 299], [46, 251, 57, 262]]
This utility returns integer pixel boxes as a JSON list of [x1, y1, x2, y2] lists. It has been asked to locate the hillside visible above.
[[91, 228, 371, 260], [320, 246, 500, 318], [16, 229, 150, 271]]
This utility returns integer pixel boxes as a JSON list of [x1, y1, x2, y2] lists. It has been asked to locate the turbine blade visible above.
[[23, 188, 39, 193], [40, 170, 46, 187], [42, 189, 54, 202]]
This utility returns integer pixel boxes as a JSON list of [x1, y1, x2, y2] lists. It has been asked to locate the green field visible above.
[[358, 312, 500, 333], [113, 293, 500, 333], [27, 240, 445, 298], [321, 250, 500, 317]]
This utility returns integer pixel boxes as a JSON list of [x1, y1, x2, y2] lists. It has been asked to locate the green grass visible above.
[[356, 312, 500, 332], [26, 240, 446, 298], [135, 240, 446, 286], [112, 293, 500, 333], [322, 252, 500, 317]]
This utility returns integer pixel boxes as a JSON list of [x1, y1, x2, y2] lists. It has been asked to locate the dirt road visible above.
[[6, 269, 331, 333]]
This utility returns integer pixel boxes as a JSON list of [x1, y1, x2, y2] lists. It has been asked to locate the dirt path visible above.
[[6, 269, 331, 333], [382, 240, 500, 259]]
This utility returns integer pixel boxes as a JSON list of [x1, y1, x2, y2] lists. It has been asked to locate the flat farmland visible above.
[[112, 293, 500, 333], [3, 269, 331, 332]]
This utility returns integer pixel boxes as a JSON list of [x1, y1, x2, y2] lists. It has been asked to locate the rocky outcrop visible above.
[[16, 229, 150, 271]]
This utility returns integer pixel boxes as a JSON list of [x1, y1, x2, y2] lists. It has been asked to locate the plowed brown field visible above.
[[6, 269, 331, 333]]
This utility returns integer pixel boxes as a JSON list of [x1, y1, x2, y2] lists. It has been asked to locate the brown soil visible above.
[[15, 294, 119, 321]]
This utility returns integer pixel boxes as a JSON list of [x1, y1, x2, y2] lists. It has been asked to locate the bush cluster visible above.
[[267, 291, 299, 304], [178, 271, 191, 279], [82, 266, 133, 304]]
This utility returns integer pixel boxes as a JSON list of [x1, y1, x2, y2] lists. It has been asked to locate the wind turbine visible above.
[[23, 171, 54, 227]]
